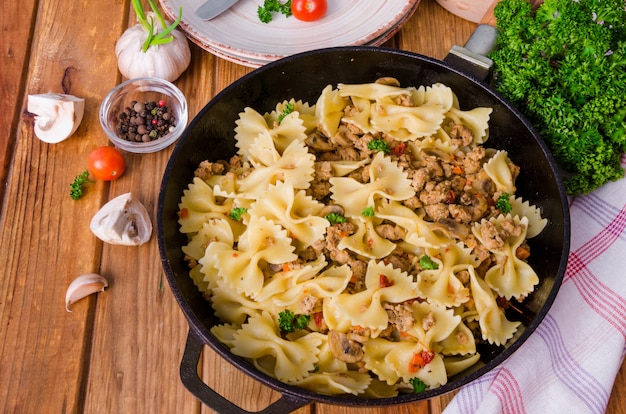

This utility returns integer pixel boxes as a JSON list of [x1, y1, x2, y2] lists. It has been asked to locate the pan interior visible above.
[[157, 46, 569, 405]]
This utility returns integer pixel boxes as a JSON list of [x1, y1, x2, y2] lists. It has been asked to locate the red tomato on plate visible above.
[[291, 0, 327, 21], [88, 146, 126, 181]]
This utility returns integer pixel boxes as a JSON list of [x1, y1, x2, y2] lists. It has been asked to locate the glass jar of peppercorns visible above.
[[100, 77, 188, 153]]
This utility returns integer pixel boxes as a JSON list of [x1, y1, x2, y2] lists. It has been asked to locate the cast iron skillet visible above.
[[157, 46, 570, 413]]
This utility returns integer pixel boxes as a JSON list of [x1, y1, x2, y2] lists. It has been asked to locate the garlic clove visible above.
[[27, 93, 85, 143], [90, 192, 153, 246], [65, 273, 108, 312]]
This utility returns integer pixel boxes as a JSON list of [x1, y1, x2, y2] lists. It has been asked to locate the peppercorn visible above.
[[117, 100, 176, 142]]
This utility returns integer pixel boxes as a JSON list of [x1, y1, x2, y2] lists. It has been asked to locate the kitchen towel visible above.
[[444, 156, 626, 414]]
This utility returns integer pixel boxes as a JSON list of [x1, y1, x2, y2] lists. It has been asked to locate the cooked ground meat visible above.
[[385, 302, 415, 332]]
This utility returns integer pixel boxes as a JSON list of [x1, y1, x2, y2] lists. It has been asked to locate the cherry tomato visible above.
[[88, 146, 126, 181], [291, 0, 327, 21]]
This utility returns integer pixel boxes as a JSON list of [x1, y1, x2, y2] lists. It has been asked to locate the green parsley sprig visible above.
[[367, 139, 391, 154], [258, 0, 292, 23], [70, 170, 93, 200], [228, 207, 247, 221], [278, 310, 310, 333], [277, 102, 295, 123], [409, 377, 428, 393], [495, 193, 512, 214], [325, 213, 346, 225], [361, 206, 375, 217], [419, 255, 439, 270], [491, 0, 626, 194]]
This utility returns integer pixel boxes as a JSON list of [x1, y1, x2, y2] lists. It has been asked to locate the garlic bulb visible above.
[[27, 93, 85, 143], [115, 6, 191, 82], [90, 192, 152, 246], [66, 273, 108, 312]]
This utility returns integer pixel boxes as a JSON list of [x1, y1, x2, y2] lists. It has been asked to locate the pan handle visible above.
[[180, 329, 312, 413], [443, 24, 499, 82]]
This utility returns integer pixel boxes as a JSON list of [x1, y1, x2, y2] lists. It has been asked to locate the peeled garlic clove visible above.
[[66, 273, 108, 312], [27, 93, 85, 143], [90, 192, 152, 246]]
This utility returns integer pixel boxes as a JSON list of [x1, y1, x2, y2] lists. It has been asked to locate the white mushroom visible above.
[[27, 93, 85, 143], [90, 192, 152, 246]]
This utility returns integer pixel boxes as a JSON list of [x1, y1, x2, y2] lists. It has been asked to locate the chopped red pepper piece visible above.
[[379, 274, 395, 288]]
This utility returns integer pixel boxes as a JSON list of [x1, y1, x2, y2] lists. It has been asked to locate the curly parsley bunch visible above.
[[490, 0, 626, 195]]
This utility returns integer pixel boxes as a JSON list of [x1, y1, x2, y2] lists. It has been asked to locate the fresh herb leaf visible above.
[[295, 314, 310, 330], [257, 0, 292, 23], [409, 377, 428, 393], [277, 102, 295, 123], [325, 213, 346, 225], [278, 310, 296, 332], [228, 207, 247, 221], [495, 193, 512, 213], [491, 0, 626, 194], [367, 139, 391, 154], [132, 0, 182, 52], [361, 206, 375, 217], [419, 255, 439, 270], [70, 170, 92, 200], [278, 309, 309, 333]]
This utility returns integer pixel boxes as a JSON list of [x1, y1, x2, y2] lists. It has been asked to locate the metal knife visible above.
[[195, 0, 240, 20]]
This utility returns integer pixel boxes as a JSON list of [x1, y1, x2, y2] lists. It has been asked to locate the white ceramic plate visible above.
[[160, 0, 420, 66]]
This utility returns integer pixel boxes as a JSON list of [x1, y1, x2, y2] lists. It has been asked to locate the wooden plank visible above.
[[0, 0, 37, 203], [0, 0, 126, 411]]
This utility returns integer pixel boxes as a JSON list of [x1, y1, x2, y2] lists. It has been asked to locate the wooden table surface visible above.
[[1, 0, 624, 412]]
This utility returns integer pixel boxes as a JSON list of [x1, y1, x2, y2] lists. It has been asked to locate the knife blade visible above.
[[195, 0, 240, 20]]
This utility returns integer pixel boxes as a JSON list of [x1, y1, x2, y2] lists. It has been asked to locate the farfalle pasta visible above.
[[177, 79, 548, 397]]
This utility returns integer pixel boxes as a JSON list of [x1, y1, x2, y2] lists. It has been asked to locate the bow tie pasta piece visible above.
[[337, 216, 396, 259], [371, 96, 447, 141], [405, 302, 462, 348], [238, 139, 315, 198], [210, 323, 239, 348], [483, 150, 517, 194], [473, 215, 539, 300], [248, 181, 329, 251], [417, 243, 476, 307], [468, 266, 521, 346], [288, 340, 372, 396], [290, 369, 372, 396], [253, 255, 328, 303], [247, 131, 281, 167], [509, 196, 548, 238], [268, 112, 308, 154], [271, 264, 352, 310], [435, 320, 477, 356], [182, 218, 235, 262], [178, 177, 236, 233], [273, 99, 318, 133], [376, 200, 450, 249], [330, 152, 414, 218], [316, 85, 349, 138], [230, 311, 324, 382], [235, 107, 270, 160], [363, 339, 447, 388], [204, 216, 298, 298], [446, 104, 492, 145], [209, 280, 281, 325], [342, 96, 375, 133], [328, 159, 371, 177], [410, 83, 455, 112], [189, 265, 210, 296], [443, 354, 482, 377], [326, 260, 420, 332], [337, 82, 416, 100]]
